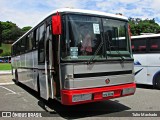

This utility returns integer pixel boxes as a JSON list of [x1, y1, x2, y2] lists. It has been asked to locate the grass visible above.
[[0, 63, 11, 70]]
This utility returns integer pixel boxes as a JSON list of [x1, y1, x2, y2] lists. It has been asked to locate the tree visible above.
[[22, 26, 32, 33], [2, 26, 23, 43], [1, 21, 17, 30], [1, 21, 27, 43], [0, 21, 2, 46], [129, 17, 160, 35]]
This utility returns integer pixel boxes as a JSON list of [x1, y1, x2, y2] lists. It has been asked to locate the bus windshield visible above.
[[61, 14, 131, 61], [103, 18, 130, 59]]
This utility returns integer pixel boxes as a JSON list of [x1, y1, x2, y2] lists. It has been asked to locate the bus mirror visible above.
[[52, 12, 62, 35]]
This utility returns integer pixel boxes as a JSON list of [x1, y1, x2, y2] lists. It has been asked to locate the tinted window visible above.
[[36, 28, 39, 48], [33, 31, 36, 49], [131, 38, 147, 53], [21, 38, 26, 53], [16, 41, 21, 55], [149, 37, 160, 52], [12, 46, 15, 56], [28, 33, 33, 51], [25, 35, 29, 52], [38, 24, 45, 63]]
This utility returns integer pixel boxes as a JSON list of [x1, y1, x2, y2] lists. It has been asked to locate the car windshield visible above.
[[61, 14, 131, 61]]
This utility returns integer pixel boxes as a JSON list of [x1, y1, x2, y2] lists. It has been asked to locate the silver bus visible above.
[[11, 8, 136, 105], [131, 34, 160, 89]]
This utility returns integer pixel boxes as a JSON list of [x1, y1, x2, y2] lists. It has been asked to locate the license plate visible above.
[[103, 91, 114, 97]]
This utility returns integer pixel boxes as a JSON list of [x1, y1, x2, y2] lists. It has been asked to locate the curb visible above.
[[0, 73, 12, 75], [0, 82, 15, 85], [0, 71, 12, 75]]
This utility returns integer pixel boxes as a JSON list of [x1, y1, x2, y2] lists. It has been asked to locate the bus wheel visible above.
[[15, 69, 19, 85], [154, 74, 160, 90]]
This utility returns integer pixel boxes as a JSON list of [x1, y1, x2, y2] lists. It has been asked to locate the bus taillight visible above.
[[52, 12, 62, 35]]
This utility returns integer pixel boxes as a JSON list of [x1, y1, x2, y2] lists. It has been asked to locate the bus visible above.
[[0, 56, 11, 63], [11, 8, 136, 105], [131, 34, 160, 89]]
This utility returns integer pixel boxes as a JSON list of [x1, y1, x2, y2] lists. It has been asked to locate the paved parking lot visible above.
[[0, 74, 14, 85], [0, 75, 160, 119]]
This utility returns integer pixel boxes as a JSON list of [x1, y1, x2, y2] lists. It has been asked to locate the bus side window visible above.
[[149, 38, 160, 52], [46, 25, 51, 64], [26, 35, 29, 52], [12, 46, 14, 56], [28, 33, 33, 51], [16, 43, 19, 55], [134, 38, 147, 53], [38, 24, 45, 63], [21, 38, 25, 54], [16, 41, 21, 55], [35, 28, 39, 49], [33, 31, 36, 49]]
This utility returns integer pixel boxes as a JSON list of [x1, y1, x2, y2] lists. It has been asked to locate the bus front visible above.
[[59, 13, 136, 105]]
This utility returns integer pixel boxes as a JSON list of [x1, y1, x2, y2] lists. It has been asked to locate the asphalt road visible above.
[[0, 82, 160, 120]]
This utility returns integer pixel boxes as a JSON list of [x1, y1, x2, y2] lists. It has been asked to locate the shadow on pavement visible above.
[[15, 82, 131, 119], [136, 84, 154, 90]]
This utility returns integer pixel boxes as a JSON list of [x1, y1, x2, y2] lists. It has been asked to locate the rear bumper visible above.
[[61, 83, 136, 105]]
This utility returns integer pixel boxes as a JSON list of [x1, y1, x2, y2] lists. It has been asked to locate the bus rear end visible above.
[[57, 12, 136, 105]]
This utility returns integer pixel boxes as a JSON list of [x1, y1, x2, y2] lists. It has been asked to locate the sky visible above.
[[1, 0, 160, 28]]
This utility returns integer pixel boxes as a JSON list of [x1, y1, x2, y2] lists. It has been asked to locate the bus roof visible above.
[[12, 8, 128, 46], [131, 34, 160, 39]]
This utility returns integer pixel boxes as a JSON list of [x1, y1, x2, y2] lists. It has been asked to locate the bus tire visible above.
[[15, 69, 19, 85], [153, 74, 160, 90]]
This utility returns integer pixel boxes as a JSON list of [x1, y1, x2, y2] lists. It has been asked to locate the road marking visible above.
[[0, 86, 16, 94], [0, 82, 15, 86]]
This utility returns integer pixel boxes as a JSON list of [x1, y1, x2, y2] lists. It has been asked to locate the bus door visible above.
[[46, 25, 55, 99], [38, 23, 54, 100]]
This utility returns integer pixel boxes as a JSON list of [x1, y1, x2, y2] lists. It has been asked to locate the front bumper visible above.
[[61, 83, 136, 105]]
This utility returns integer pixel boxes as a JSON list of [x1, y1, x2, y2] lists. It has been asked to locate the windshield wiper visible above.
[[107, 35, 125, 62], [87, 41, 104, 64]]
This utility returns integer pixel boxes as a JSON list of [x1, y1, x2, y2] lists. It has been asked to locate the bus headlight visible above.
[[72, 94, 92, 102], [122, 87, 135, 95]]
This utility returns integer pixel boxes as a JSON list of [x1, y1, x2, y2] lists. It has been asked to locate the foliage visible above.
[[0, 51, 11, 56], [0, 22, 2, 46], [0, 21, 32, 44], [129, 17, 160, 36], [1, 21, 16, 30], [0, 43, 11, 56], [22, 26, 32, 33]]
